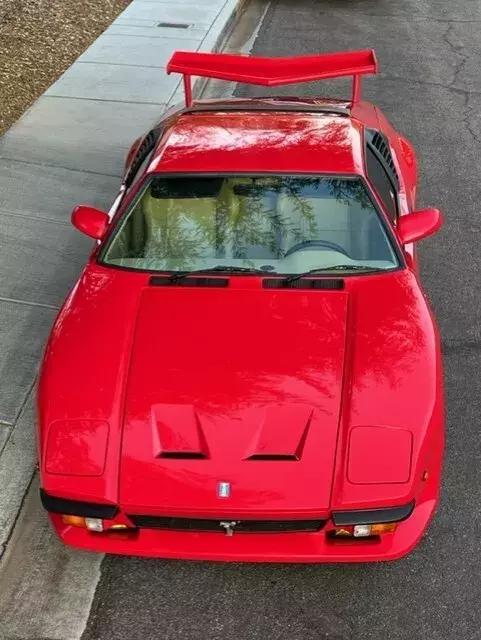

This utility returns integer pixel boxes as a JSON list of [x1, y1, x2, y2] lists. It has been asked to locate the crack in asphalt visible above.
[[442, 336, 481, 354], [380, 70, 481, 145], [441, 22, 481, 143], [443, 22, 469, 88], [461, 91, 481, 145], [383, 22, 469, 92], [314, 11, 481, 23], [381, 72, 469, 95], [382, 19, 481, 149]]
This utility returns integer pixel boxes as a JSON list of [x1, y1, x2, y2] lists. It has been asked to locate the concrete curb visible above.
[[0, 0, 247, 560], [167, 0, 249, 106], [206, 0, 250, 54], [194, 0, 250, 97], [0, 395, 37, 558]]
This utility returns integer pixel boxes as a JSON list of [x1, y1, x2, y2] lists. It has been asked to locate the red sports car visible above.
[[37, 50, 445, 562]]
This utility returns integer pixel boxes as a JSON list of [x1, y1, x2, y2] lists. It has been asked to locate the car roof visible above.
[[148, 109, 365, 176]]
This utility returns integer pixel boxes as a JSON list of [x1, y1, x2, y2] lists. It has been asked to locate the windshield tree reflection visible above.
[[101, 175, 399, 273]]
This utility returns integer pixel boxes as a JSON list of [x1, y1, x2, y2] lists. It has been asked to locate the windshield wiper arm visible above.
[[282, 265, 383, 286], [169, 265, 266, 283]]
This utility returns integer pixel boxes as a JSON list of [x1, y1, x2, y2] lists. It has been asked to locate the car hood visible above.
[[119, 285, 349, 516], [39, 267, 441, 513]]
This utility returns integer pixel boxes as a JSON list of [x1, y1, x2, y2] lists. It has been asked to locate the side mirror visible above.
[[71, 205, 109, 240], [397, 208, 443, 245]]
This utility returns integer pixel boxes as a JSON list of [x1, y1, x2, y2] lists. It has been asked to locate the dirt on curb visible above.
[[0, 0, 131, 135]]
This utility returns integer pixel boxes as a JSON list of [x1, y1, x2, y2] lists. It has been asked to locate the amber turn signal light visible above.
[[62, 515, 86, 528], [370, 523, 397, 535], [61, 515, 135, 533], [331, 522, 398, 538], [62, 515, 104, 531]]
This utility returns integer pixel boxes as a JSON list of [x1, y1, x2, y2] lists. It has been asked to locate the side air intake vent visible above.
[[367, 130, 399, 187]]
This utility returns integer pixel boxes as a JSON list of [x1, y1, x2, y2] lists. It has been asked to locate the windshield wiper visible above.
[[282, 265, 384, 286], [169, 265, 267, 283]]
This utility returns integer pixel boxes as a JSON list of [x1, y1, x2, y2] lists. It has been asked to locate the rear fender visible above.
[[398, 135, 418, 202]]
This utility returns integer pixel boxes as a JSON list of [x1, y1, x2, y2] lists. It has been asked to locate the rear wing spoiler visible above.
[[167, 49, 378, 107]]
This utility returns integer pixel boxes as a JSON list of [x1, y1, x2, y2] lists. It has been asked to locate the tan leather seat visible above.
[[142, 180, 240, 262]]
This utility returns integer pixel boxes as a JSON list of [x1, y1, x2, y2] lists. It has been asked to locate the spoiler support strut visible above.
[[183, 75, 193, 108], [167, 50, 378, 108], [352, 75, 361, 104]]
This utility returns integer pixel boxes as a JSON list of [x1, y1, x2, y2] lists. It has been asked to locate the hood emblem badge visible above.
[[220, 521, 238, 536], [218, 481, 231, 498]]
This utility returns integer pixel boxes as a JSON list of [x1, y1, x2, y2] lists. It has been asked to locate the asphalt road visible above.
[[81, 1, 481, 638]]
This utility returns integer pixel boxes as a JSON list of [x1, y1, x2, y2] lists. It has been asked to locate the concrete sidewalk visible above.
[[0, 0, 247, 557]]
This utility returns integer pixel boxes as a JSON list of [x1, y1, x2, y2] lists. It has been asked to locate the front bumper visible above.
[[46, 486, 438, 563]]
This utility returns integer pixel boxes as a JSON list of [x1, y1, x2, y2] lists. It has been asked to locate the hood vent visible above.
[[153, 405, 210, 460], [263, 278, 344, 290], [159, 451, 207, 460], [247, 453, 298, 461], [244, 405, 313, 461]]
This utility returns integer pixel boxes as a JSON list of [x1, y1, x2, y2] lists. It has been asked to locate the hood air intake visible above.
[[263, 278, 344, 290]]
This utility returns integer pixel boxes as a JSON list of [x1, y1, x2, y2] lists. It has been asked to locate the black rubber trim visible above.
[[149, 276, 229, 288], [40, 489, 119, 519], [332, 501, 415, 526], [181, 104, 350, 116]]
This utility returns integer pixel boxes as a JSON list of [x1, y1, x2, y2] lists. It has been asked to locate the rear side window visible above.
[[366, 147, 398, 223]]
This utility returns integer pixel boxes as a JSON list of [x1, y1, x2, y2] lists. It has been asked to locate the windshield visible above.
[[100, 175, 400, 274]]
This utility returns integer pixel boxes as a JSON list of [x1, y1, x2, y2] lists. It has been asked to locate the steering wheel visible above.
[[284, 239, 350, 258]]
